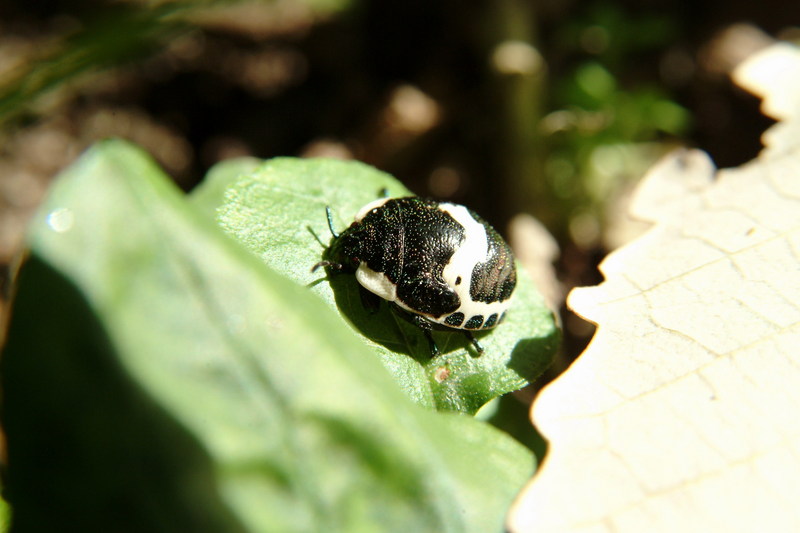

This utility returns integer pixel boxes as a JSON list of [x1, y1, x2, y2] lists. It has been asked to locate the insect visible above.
[[312, 197, 516, 357]]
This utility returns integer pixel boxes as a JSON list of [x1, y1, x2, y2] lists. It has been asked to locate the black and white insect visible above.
[[312, 196, 516, 357]]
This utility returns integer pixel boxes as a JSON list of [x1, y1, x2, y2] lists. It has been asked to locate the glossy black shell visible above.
[[326, 197, 516, 331]]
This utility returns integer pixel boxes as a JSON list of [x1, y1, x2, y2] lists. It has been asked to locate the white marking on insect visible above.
[[436, 203, 512, 326], [356, 262, 397, 302], [354, 197, 392, 223], [351, 199, 512, 330]]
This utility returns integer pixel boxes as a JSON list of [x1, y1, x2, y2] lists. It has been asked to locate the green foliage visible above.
[[0, 494, 7, 533], [0, 0, 692, 252], [202, 157, 558, 413], [0, 0, 353, 126], [0, 3, 187, 125], [2, 140, 539, 532], [542, 3, 691, 241]]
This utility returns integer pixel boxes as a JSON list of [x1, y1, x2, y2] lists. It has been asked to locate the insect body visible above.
[[313, 197, 516, 357]]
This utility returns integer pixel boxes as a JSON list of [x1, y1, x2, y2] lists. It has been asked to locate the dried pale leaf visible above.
[[509, 42, 800, 533], [734, 43, 800, 159]]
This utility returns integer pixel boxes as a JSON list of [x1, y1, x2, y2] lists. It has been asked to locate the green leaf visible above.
[[2, 140, 533, 532], [0, 490, 8, 533], [190, 156, 262, 219], [208, 158, 559, 413]]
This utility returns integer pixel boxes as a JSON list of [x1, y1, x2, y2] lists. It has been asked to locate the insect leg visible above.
[[410, 314, 440, 357], [462, 330, 484, 354]]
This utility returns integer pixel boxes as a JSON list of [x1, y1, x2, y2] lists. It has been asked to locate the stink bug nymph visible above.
[[312, 197, 516, 357]]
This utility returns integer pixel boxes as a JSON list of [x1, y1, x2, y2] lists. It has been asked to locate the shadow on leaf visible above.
[[507, 332, 562, 382], [322, 271, 482, 363], [2, 255, 247, 533]]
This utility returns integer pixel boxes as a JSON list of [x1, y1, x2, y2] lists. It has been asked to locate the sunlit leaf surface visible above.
[[2, 140, 534, 533], [206, 157, 559, 413]]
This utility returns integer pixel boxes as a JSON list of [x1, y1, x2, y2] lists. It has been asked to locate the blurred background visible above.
[[0, 0, 795, 387]]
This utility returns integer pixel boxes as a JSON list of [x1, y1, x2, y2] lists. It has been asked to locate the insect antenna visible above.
[[325, 206, 340, 239], [311, 260, 343, 273]]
